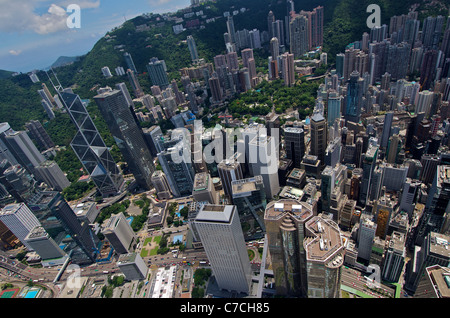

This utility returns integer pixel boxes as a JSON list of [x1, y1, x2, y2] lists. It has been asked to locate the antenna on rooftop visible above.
[[45, 67, 64, 93]]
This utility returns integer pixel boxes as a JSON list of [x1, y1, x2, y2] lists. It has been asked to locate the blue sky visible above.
[[0, 0, 191, 73]]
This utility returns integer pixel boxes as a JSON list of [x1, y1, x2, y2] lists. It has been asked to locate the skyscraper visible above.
[[304, 215, 344, 298], [94, 87, 154, 190], [284, 126, 305, 168], [281, 52, 295, 87], [25, 120, 55, 151], [34, 160, 71, 191], [101, 212, 136, 255], [359, 144, 379, 206], [157, 142, 195, 198], [147, 57, 170, 89], [192, 172, 217, 204], [226, 16, 236, 44], [58, 89, 123, 197], [26, 191, 98, 264], [345, 71, 363, 124], [117, 252, 148, 281], [124, 52, 138, 74], [310, 112, 327, 165], [187, 35, 199, 62], [264, 199, 313, 297], [231, 176, 267, 238], [194, 204, 252, 294], [218, 158, 244, 199], [0, 203, 41, 251], [151, 170, 172, 200], [357, 214, 377, 262], [290, 14, 309, 58]]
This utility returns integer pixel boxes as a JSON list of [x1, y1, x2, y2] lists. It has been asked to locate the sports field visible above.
[[0, 288, 20, 298]]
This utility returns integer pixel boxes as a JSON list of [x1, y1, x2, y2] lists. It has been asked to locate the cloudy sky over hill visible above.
[[0, 0, 190, 72]]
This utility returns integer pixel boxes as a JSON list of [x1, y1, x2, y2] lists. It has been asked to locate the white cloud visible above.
[[9, 49, 22, 56], [0, 0, 100, 35]]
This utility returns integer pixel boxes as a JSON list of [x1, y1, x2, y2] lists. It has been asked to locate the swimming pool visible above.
[[24, 290, 38, 298]]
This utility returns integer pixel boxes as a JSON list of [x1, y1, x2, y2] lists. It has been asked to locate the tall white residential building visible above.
[[357, 215, 377, 261], [193, 204, 252, 294], [101, 212, 136, 254], [0, 203, 41, 250]]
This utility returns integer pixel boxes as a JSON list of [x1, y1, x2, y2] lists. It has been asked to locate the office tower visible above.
[[94, 88, 154, 190], [284, 127, 305, 168], [264, 199, 314, 297], [25, 120, 55, 151], [35, 160, 70, 191], [399, 178, 421, 219], [290, 14, 309, 58], [414, 265, 450, 298], [27, 191, 98, 263], [386, 134, 402, 164], [380, 111, 394, 149], [248, 134, 280, 199], [1, 129, 45, 175], [117, 252, 148, 281], [157, 142, 195, 198], [2, 163, 35, 201], [231, 176, 267, 238], [58, 89, 123, 197], [24, 226, 67, 260], [359, 145, 378, 206], [151, 171, 172, 200], [194, 204, 252, 294], [321, 164, 346, 216], [142, 126, 163, 157], [0, 203, 41, 251], [327, 93, 342, 127], [336, 53, 345, 78], [40, 83, 56, 107], [325, 137, 342, 169], [357, 215, 377, 262], [218, 158, 244, 199], [0, 126, 23, 164], [281, 52, 295, 87], [416, 165, 450, 246], [345, 71, 363, 124], [374, 196, 394, 240], [123, 52, 138, 74], [406, 232, 450, 294], [381, 231, 406, 282], [310, 112, 327, 165], [187, 35, 199, 62], [192, 172, 217, 204], [101, 212, 136, 254], [147, 57, 170, 89], [420, 154, 440, 185], [304, 215, 344, 298], [226, 16, 236, 43]]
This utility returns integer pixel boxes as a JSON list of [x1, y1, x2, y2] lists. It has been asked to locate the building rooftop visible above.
[[425, 265, 450, 298], [117, 252, 138, 265], [193, 172, 210, 191], [304, 216, 344, 267], [0, 203, 23, 216], [288, 168, 305, 180], [264, 199, 313, 221], [25, 226, 48, 240], [231, 176, 263, 196], [429, 232, 450, 257], [195, 204, 235, 224]]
